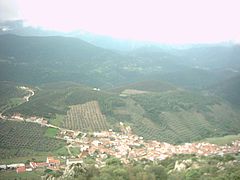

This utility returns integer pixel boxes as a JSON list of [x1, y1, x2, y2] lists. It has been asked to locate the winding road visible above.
[[20, 86, 35, 102], [0, 86, 35, 120]]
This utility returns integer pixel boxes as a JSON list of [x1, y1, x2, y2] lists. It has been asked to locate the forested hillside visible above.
[[1, 34, 240, 90], [3, 81, 240, 144]]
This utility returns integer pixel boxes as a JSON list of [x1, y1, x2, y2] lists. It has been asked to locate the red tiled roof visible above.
[[47, 156, 54, 161], [30, 162, 37, 168], [16, 166, 26, 173], [36, 162, 48, 167], [49, 159, 60, 164], [47, 157, 60, 165]]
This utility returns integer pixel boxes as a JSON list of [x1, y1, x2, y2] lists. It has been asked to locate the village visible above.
[[1, 112, 240, 174], [65, 122, 240, 165], [0, 86, 240, 174]]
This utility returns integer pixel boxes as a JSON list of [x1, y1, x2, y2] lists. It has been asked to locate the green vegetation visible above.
[[0, 170, 43, 180], [129, 91, 240, 143], [1, 34, 240, 90], [0, 120, 65, 160], [0, 81, 27, 112], [63, 101, 109, 132], [3, 81, 240, 144], [44, 127, 59, 138], [54, 146, 69, 156], [4, 83, 72, 118], [211, 75, 240, 107], [132, 90, 220, 114], [4, 82, 124, 120], [5, 82, 126, 131], [0, 34, 240, 179], [59, 154, 240, 180], [0, 155, 47, 164], [111, 80, 177, 93], [9, 97, 25, 106], [2, 153, 240, 180], [49, 114, 65, 127], [70, 157, 168, 180], [0, 34, 133, 87], [70, 147, 81, 156], [202, 134, 240, 145]]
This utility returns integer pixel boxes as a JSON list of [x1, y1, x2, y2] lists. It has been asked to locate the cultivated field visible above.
[[63, 101, 109, 131], [0, 120, 65, 160]]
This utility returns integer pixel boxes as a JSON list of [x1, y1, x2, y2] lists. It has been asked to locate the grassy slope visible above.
[[201, 134, 240, 145], [0, 170, 43, 180], [44, 128, 59, 138]]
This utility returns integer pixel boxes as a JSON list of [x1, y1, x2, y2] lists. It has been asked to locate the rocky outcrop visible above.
[[174, 159, 193, 172], [43, 163, 86, 180]]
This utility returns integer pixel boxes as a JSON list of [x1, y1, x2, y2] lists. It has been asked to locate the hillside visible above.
[[130, 91, 240, 143], [4, 82, 125, 130], [210, 75, 240, 107], [4, 82, 240, 144], [0, 34, 134, 87], [1, 34, 240, 90], [111, 80, 178, 93], [1, 34, 240, 144], [129, 45, 240, 89], [0, 81, 30, 113], [0, 120, 65, 161]]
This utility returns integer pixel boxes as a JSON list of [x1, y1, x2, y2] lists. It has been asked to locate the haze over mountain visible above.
[[1, 1, 240, 179], [0, 20, 149, 51], [1, 33, 239, 90]]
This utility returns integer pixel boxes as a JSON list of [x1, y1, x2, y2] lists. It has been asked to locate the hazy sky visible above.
[[1, 0, 240, 44]]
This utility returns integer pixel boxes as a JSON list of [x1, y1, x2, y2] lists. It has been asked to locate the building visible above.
[[7, 163, 25, 169], [11, 113, 24, 120], [30, 162, 48, 169], [46, 157, 60, 168], [66, 158, 83, 166], [16, 166, 26, 173], [0, 165, 7, 170]]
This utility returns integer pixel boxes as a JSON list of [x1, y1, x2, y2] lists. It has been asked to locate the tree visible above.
[[106, 157, 122, 166], [146, 165, 168, 180]]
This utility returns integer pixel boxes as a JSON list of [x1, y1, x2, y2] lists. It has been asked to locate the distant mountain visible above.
[[130, 44, 240, 71], [129, 45, 240, 89], [0, 20, 147, 51], [1, 33, 240, 90], [0, 34, 110, 62], [0, 34, 138, 87], [111, 80, 178, 93], [178, 45, 240, 70]]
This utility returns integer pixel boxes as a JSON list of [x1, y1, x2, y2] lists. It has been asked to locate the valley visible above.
[[2, 81, 240, 144], [1, 109, 240, 179], [0, 34, 240, 179]]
